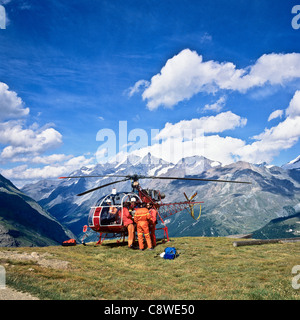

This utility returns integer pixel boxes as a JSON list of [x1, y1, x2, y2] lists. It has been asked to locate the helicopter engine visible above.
[[142, 189, 165, 201]]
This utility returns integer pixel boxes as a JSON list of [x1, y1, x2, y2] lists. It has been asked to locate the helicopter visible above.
[[59, 173, 251, 245]]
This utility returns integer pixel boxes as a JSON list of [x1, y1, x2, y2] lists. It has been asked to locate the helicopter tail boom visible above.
[[159, 192, 203, 221]]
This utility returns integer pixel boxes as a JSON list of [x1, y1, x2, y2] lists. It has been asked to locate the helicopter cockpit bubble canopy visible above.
[[93, 191, 142, 207], [88, 191, 142, 230]]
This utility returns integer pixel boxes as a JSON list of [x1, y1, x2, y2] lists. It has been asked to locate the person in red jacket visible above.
[[134, 203, 153, 250], [147, 202, 157, 248], [121, 203, 136, 249]]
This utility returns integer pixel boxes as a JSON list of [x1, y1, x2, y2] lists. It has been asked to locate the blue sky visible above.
[[0, 0, 300, 186]]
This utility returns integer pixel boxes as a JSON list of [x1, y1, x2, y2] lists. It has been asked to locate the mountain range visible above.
[[20, 153, 300, 241], [0, 174, 75, 247], [252, 210, 300, 239]]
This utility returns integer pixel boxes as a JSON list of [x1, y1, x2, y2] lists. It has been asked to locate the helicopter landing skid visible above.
[[96, 232, 126, 245], [96, 233, 107, 245]]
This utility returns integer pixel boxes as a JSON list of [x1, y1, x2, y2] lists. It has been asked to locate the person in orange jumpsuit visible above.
[[134, 203, 153, 250], [121, 203, 136, 249], [147, 202, 158, 248]]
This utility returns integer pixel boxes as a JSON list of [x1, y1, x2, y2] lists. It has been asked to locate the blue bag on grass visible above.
[[164, 247, 177, 259]]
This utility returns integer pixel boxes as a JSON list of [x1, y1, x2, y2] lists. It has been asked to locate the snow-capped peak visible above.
[[282, 155, 300, 170], [288, 155, 300, 165]]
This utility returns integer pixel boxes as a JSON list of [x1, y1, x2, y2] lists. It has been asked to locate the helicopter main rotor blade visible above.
[[138, 175, 251, 184], [60, 173, 251, 185], [59, 174, 129, 179], [76, 178, 131, 196]]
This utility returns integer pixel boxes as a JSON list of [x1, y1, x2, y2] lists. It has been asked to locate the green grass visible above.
[[1, 236, 300, 300]]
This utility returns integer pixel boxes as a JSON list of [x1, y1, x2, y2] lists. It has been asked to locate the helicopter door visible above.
[[100, 205, 122, 226]]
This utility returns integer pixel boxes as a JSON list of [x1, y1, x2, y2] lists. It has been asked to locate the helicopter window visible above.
[[100, 205, 122, 226], [102, 200, 113, 206], [153, 190, 159, 201], [101, 193, 124, 206], [122, 193, 142, 204], [88, 207, 96, 227]]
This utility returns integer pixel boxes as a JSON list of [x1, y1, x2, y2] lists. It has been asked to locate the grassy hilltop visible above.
[[1, 236, 299, 300]]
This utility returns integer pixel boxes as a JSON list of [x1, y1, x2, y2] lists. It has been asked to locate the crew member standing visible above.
[[122, 203, 136, 249], [134, 203, 153, 250], [129, 197, 137, 217], [147, 203, 157, 248]]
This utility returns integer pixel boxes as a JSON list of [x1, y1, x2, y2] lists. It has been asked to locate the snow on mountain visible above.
[[282, 155, 300, 170]]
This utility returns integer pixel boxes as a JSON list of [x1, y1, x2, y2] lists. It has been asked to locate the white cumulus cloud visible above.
[[203, 96, 227, 112], [0, 82, 29, 120], [285, 90, 300, 118], [268, 109, 284, 121], [0, 121, 62, 159], [1, 155, 95, 186], [127, 79, 149, 97], [154, 111, 247, 140], [236, 90, 300, 163], [109, 111, 247, 165], [131, 49, 300, 110], [0, 82, 63, 161]]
